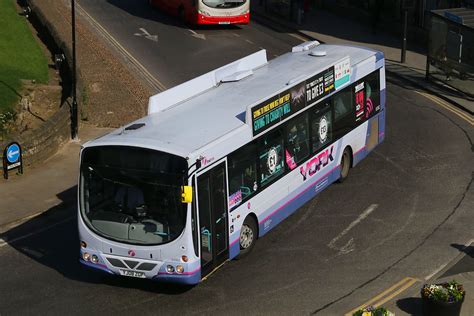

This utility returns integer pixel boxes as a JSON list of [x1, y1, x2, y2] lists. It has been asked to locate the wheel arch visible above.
[[343, 145, 354, 168], [244, 212, 259, 239]]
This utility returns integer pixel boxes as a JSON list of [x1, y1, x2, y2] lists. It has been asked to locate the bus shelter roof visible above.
[[432, 8, 474, 28]]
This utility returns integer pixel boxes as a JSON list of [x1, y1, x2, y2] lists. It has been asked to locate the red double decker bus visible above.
[[149, 0, 249, 25]]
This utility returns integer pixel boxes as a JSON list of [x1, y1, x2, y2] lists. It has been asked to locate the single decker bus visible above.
[[149, 0, 250, 25], [78, 41, 386, 284]]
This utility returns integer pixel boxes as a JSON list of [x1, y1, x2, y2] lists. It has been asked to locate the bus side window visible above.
[[259, 128, 285, 188], [310, 101, 333, 153], [228, 142, 258, 209], [284, 112, 309, 170], [333, 86, 354, 140], [354, 80, 366, 124], [365, 70, 381, 119]]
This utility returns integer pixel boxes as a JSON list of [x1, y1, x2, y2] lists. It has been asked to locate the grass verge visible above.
[[0, 0, 49, 115]]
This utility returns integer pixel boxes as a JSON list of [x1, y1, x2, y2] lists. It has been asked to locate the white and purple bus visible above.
[[78, 41, 386, 284]]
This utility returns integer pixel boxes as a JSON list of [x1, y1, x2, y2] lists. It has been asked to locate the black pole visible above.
[[71, 0, 78, 139], [401, 9, 408, 63]]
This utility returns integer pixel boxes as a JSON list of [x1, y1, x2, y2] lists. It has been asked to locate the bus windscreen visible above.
[[202, 0, 246, 9], [79, 146, 188, 246]]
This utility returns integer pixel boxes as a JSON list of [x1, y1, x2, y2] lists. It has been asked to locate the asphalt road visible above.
[[76, 0, 303, 90], [1, 1, 473, 315]]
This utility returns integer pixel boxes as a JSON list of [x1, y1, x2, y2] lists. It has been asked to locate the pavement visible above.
[[0, 2, 473, 314], [250, 1, 474, 314], [0, 124, 112, 234]]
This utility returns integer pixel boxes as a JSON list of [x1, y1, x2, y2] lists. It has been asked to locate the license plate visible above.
[[219, 21, 231, 25], [119, 269, 146, 278]]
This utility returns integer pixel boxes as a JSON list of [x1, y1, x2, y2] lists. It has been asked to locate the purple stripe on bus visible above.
[[230, 238, 239, 247], [354, 146, 366, 156]]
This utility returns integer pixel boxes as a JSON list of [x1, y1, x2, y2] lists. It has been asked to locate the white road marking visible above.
[[424, 263, 449, 281], [188, 29, 206, 40], [328, 204, 379, 254], [245, 39, 254, 44], [0, 217, 75, 249], [134, 27, 158, 42]]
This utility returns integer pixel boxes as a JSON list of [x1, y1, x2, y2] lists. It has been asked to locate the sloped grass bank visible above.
[[0, 0, 49, 114]]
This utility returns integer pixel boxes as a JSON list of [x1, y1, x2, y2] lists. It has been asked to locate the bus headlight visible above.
[[91, 255, 99, 264], [166, 265, 175, 273], [83, 252, 91, 261], [176, 265, 184, 274]]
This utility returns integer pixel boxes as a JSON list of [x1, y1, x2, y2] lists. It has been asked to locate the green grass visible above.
[[0, 0, 49, 114]]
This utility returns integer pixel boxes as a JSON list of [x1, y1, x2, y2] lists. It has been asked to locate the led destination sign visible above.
[[251, 64, 337, 136]]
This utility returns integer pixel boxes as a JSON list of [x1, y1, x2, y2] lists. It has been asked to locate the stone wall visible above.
[[4, 103, 71, 167]]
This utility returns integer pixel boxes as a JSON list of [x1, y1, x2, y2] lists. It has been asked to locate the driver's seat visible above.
[[115, 186, 145, 210]]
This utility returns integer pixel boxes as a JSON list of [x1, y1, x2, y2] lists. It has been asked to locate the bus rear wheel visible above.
[[338, 147, 351, 183], [236, 216, 257, 259]]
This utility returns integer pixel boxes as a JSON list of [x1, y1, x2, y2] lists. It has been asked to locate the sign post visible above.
[[3, 142, 23, 180]]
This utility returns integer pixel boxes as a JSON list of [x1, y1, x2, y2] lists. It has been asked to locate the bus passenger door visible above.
[[196, 162, 229, 277]]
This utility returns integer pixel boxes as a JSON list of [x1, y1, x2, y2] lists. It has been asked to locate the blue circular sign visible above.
[[6, 144, 20, 164]]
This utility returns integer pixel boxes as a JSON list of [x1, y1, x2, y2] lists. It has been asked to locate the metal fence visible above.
[[426, 8, 474, 98]]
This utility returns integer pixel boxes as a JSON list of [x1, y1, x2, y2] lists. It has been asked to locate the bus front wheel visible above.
[[338, 147, 352, 183], [236, 216, 258, 259]]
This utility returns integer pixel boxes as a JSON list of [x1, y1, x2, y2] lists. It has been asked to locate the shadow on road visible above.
[[396, 297, 423, 315], [451, 243, 474, 258], [251, 1, 427, 56], [0, 185, 192, 295]]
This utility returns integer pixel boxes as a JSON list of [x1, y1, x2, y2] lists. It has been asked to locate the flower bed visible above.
[[421, 280, 465, 316]]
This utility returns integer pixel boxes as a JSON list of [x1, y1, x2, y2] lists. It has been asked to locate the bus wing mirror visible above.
[[181, 186, 193, 203]]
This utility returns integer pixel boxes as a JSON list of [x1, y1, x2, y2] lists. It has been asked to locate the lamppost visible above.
[[71, 0, 78, 139]]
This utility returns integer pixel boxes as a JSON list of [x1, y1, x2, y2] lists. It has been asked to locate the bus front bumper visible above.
[[196, 13, 250, 25], [79, 258, 201, 285]]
